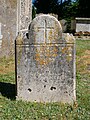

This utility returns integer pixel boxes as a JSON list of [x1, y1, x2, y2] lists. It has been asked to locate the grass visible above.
[[0, 40, 90, 120], [76, 40, 90, 74]]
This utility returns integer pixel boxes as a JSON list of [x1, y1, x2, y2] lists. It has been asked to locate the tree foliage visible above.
[[77, 0, 90, 17], [33, 0, 90, 19], [34, 0, 58, 14]]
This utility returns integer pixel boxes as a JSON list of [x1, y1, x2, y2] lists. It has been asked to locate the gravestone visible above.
[[0, 0, 16, 57], [17, 0, 32, 33], [60, 19, 67, 32], [71, 19, 76, 33], [16, 15, 76, 103]]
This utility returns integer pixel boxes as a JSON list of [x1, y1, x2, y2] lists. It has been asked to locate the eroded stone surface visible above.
[[16, 15, 76, 103], [0, 0, 16, 57], [60, 19, 67, 32], [17, 0, 32, 33]]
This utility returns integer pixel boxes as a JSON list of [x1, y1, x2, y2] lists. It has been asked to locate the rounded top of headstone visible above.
[[30, 14, 62, 28], [29, 14, 62, 44]]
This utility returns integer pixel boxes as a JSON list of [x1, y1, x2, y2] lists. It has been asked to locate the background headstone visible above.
[[0, 0, 32, 57], [71, 19, 76, 33], [17, 0, 32, 34], [0, 0, 16, 57], [16, 15, 76, 103], [60, 19, 67, 32]]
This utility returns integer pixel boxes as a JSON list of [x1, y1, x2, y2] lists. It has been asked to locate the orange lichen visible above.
[[35, 44, 58, 65], [62, 47, 68, 54], [61, 46, 73, 61]]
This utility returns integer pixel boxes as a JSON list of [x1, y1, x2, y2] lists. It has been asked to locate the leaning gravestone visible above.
[[16, 15, 76, 103]]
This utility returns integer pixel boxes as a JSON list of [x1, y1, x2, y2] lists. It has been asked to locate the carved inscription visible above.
[[18, 0, 32, 32], [34, 19, 59, 65]]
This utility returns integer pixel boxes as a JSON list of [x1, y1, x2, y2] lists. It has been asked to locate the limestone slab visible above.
[[76, 18, 90, 32]]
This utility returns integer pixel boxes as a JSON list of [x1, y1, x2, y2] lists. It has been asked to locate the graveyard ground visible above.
[[0, 40, 90, 120]]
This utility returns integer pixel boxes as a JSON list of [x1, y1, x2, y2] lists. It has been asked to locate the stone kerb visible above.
[[16, 14, 76, 103]]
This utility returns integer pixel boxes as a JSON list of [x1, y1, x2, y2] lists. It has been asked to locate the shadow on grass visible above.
[[0, 82, 16, 100]]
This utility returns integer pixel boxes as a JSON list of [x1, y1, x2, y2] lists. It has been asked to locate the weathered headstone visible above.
[[60, 19, 67, 32], [71, 19, 76, 33], [0, 0, 16, 57], [16, 15, 76, 103], [17, 0, 32, 33]]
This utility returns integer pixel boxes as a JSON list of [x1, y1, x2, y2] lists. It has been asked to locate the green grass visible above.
[[0, 40, 90, 120], [76, 40, 90, 56], [0, 73, 15, 84], [76, 40, 90, 74]]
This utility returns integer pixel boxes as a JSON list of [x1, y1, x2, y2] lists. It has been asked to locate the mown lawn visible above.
[[0, 40, 90, 120]]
